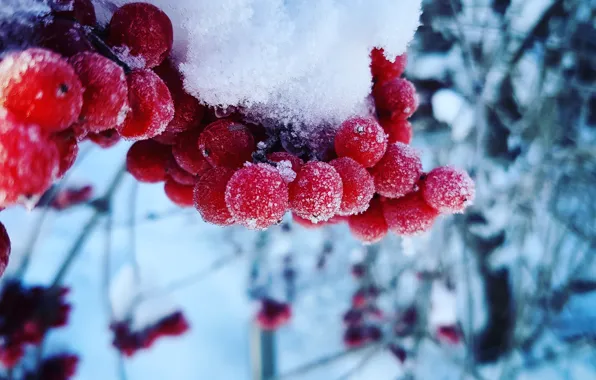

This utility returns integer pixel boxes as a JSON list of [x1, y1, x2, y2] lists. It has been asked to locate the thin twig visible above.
[[334, 346, 382, 380]]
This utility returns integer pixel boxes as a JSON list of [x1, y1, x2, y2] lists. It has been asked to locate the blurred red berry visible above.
[[343, 326, 366, 348], [437, 325, 462, 344], [348, 198, 388, 244], [371, 48, 407, 83], [166, 159, 198, 186], [86, 129, 120, 149], [164, 177, 194, 207], [256, 299, 291, 330], [50, 185, 93, 211], [52, 130, 79, 179], [379, 116, 413, 144]]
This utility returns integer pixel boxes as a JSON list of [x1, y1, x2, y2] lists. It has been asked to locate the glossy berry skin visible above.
[[370, 48, 407, 83], [382, 192, 439, 236], [108, 2, 173, 68], [348, 198, 388, 244], [50, 0, 97, 26], [334, 116, 387, 168], [0, 111, 59, 207], [0, 222, 10, 278], [126, 140, 171, 183], [225, 164, 289, 230], [370, 142, 422, 199], [289, 161, 343, 223], [172, 129, 211, 176], [421, 166, 475, 213], [153, 60, 205, 134], [193, 167, 235, 226], [36, 18, 95, 57], [373, 78, 418, 120], [86, 129, 120, 149], [198, 119, 255, 169], [117, 69, 174, 140], [329, 157, 375, 216], [69, 53, 129, 134], [166, 159, 197, 186], [0, 48, 83, 132], [164, 177, 194, 208], [379, 116, 413, 144], [52, 130, 79, 178], [152, 130, 179, 145]]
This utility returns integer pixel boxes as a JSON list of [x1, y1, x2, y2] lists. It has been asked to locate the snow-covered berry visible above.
[[421, 166, 475, 213], [382, 192, 439, 236], [370, 142, 422, 198], [329, 157, 375, 216], [379, 116, 413, 144], [193, 167, 235, 226], [334, 116, 387, 168], [371, 48, 407, 83], [348, 198, 388, 244], [374, 78, 418, 120]]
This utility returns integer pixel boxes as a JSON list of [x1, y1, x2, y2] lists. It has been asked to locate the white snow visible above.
[[108, 0, 421, 127], [431, 89, 475, 142]]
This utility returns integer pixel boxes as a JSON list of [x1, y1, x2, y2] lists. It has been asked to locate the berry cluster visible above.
[[255, 298, 292, 331], [111, 311, 189, 357], [0, 281, 71, 368], [0, 1, 475, 251], [24, 353, 79, 380]]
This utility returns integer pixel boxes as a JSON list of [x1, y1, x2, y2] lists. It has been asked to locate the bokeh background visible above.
[[1, 0, 595, 379]]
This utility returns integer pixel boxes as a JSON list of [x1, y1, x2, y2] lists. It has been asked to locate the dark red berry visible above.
[[382, 192, 439, 236], [379, 116, 413, 144], [0, 222, 10, 277], [374, 78, 418, 120], [172, 129, 212, 176], [164, 177, 194, 208], [343, 326, 366, 348], [86, 129, 120, 148], [198, 119, 255, 169], [166, 159, 197, 186], [370, 48, 407, 83], [329, 157, 375, 216], [256, 299, 291, 330], [193, 167, 235, 226], [108, 2, 173, 68], [348, 198, 388, 244], [52, 130, 79, 178], [36, 18, 95, 57], [126, 140, 171, 183]]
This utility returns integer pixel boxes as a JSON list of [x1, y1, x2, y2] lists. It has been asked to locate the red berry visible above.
[[348, 198, 388, 244], [421, 166, 475, 213], [0, 48, 83, 132], [126, 140, 171, 183], [153, 60, 205, 134], [267, 152, 304, 183], [86, 129, 120, 148], [289, 161, 343, 223], [225, 164, 289, 230], [198, 119, 255, 169], [370, 48, 407, 83], [69, 52, 129, 134], [166, 159, 197, 186], [374, 78, 418, 120], [164, 177, 194, 208], [292, 214, 324, 229], [256, 299, 292, 330], [37, 18, 95, 57], [334, 116, 387, 168], [172, 129, 211, 176], [108, 2, 173, 68], [379, 116, 413, 144], [52, 130, 79, 178], [370, 142, 422, 198], [0, 222, 10, 277], [382, 192, 439, 236], [194, 167, 235, 226], [329, 157, 375, 216], [343, 326, 366, 348], [50, 0, 97, 26], [117, 69, 174, 140], [437, 325, 461, 344], [0, 111, 59, 207], [152, 130, 179, 145]]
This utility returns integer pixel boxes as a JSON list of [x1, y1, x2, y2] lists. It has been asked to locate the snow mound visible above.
[[113, 0, 422, 127]]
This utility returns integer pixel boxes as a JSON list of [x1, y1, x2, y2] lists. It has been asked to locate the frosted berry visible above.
[[379, 116, 413, 144], [329, 157, 375, 216], [52, 130, 79, 178], [225, 164, 289, 230], [334, 116, 387, 168], [198, 119, 255, 169], [348, 198, 388, 244], [371, 48, 407, 83], [87, 129, 120, 148], [117, 69, 174, 140], [36, 18, 95, 57], [268, 152, 304, 182], [172, 129, 211, 176], [0, 222, 10, 277], [382, 192, 439, 236], [256, 299, 291, 330], [194, 167, 235, 226], [108, 2, 173, 68], [166, 159, 197, 186], [0, 111, 59, 207], [126, 140, 171, 183], [69, 53, 129, 134], [289, 162, 343, 223], [164, 177, 194, 208], [421, 166, 475, 213], [370, 143, 422, 198], [50, 0, 97, 26], [153, 60, 205, 134], [374, 78, 418, 120], [0, 48, 83, 132]]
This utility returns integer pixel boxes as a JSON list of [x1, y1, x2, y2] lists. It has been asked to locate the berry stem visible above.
[[85, 28, 132, 74], [51, 165, 127, 288]]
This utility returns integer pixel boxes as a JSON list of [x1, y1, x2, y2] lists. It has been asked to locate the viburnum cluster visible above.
[[110, 311, 189, 357], [0, 281, 71, 369]]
